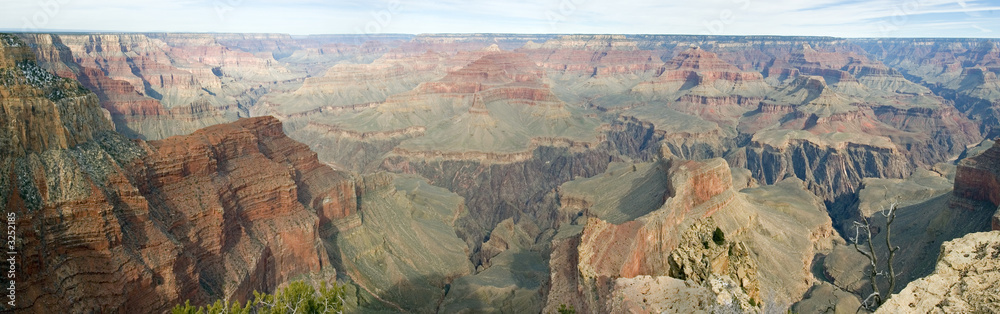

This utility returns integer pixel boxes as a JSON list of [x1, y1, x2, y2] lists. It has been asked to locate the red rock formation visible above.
[[669, 47, 743, 72], [761, 44, 890, 85], [657, 47, 766, 85], [430, 52, 545, 88], [0, 34, 113, 157], [519, 36, 660, 76], [626, 48, 771, 128], [578, 159, 734, 280], [20, 33, 308, 140], [952, 141, 1000, 229], [843, 59, 901, 77], [137, 116, 353, 303], [5, 90, 358, 314], [786, 44, 854, 69]]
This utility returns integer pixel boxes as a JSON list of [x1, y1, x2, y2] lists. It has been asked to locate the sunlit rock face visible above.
[[878, 231, 1000, 313], [0, 39, 356, 313], [544, 151, 837, 313]]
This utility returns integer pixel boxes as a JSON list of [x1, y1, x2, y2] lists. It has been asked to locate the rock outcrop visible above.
[[136, 116, 349, 305], [1, 41, 357, 312], [0, 34, 113, 158], [877, 231, 1000, 313], [728, 133, 911, 214], [545, 151, 839, 313], [4, 114, 356, 313], [953, 140, 1000, 214], [606, 275, 716, 313]]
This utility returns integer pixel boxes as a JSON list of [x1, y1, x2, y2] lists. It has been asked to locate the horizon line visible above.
[[2, 30, 1000, 41]]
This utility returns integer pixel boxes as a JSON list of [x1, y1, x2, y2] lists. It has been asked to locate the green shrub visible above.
[[712, 227, 725, 246], [172, 280, 345, 314], [557, 303, 576, 314]]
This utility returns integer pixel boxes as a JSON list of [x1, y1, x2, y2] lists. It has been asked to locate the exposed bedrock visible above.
[[380, 145, 615, 268], [2, 61, 356, 314], [607, 115, 733, 161], [544, 153, 838, 313], [878, 231, 1000, 313], [952, 140, 1000, 229], [870, 104, 983, 167], [728, 138, 911, 233], [18, 33, 309, 140], [954, 141, 1000, 209]]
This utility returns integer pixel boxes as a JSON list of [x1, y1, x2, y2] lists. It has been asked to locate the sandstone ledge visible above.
[[878, 231, 1000, 313]]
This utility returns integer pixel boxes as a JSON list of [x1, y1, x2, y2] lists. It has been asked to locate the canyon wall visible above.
[[545, 152, 838, 312], [2, 36, 358, 312], [952, 140, 1000, 230]]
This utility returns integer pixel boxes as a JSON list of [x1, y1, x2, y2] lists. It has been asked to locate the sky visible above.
[[1, 0, 999, 38]]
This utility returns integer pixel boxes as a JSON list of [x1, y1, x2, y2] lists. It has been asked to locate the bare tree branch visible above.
[[853, 197, 901, 311]]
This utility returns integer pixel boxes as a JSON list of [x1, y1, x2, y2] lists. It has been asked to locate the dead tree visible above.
[[851, 200, 900, 311]]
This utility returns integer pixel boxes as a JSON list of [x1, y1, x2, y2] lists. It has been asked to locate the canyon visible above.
[[3, 32, 1000, 312]]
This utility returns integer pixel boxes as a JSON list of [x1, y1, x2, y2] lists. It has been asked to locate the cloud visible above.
[[0, 0, 997, 37]]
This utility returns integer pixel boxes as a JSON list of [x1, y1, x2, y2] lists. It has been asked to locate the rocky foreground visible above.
[[878, 231, 1000, 313]]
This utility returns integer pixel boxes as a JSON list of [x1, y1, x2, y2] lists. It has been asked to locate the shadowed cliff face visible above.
[[953, 140, 1000, 230], [954, 141, 1000, 208]]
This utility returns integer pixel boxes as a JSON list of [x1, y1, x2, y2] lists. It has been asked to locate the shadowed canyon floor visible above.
[[4, 32, 1000, 313]]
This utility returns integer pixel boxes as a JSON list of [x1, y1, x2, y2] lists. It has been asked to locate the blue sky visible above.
[[1, 0, 999, 37]]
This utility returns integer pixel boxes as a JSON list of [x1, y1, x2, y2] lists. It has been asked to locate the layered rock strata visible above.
[[545, 150, 838, 312], [953, 140, 1000, 216], [1, 42, 356, 313]]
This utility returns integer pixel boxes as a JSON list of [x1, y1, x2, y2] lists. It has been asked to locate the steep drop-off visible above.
[[1, 37, 357, 312], [544, 149, 839, 313], [878, 231, 1000, 313]]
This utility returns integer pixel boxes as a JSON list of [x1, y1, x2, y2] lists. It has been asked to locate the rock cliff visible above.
[[877, 231, 1000, 313], [18, 33, 314, 140], [953, 140, 1000, 219], [0, 34, 113, 158], [545, 151, 838, 312], [3, 114, 356, 313], [855, 39, 1000, 138], [1, 41, 357, 312]]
